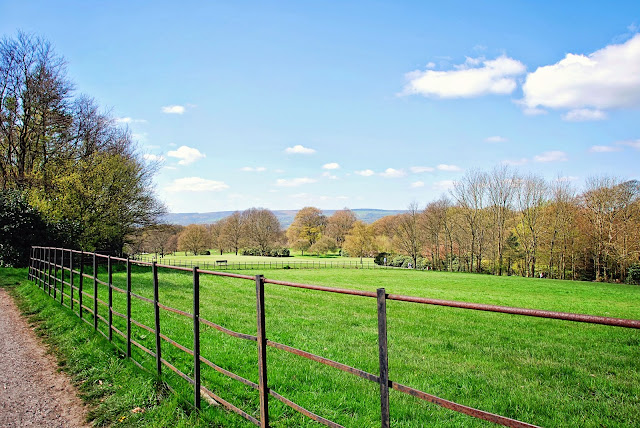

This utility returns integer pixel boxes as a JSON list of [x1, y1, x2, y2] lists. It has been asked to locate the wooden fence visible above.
[[28, 246, 640, 428]]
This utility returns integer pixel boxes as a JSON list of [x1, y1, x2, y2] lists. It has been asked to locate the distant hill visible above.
[[162, 209, 404, 228]]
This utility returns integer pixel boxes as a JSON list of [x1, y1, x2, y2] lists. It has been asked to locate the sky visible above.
[[1, 1, 639, 213]]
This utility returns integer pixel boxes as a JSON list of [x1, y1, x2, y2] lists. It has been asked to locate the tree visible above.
[[220, 211, 244, 255], [309, 235, 338, 255], [487, 166, 517, 275], [343, 221, 375, 263], [514, 174, 547, 277], [242, 208, 281, 255], [393, 202, 424, 268], [144, 224, 181, 258], [178, 224, 208, 255], [325, 209, 357, 250], [286, 207, 327, 255]]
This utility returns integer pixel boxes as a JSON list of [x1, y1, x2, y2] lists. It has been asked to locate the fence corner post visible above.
[[126, 257, 132, 358], [377, 287, 390, 428], [255, 274, 269, 427], [153, 261, 162, 377], [193, 266, 201, 410]]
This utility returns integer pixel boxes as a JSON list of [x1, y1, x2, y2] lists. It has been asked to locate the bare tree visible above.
[[393, 202, 424, 268], [325, 208, 357, 250], [487, 165, 517, 275], [178, 224, 208, 256], [220, 211, 244, 255], [243, 208, 281, 255], [451, 170, 488, 272], [515, 174, 548, 277]]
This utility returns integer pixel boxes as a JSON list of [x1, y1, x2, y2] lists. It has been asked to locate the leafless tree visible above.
[[325, 208, 357, 250], [393, 202, 424, 268], [451, 170, 488, 272], [243, 208, 281, 255]]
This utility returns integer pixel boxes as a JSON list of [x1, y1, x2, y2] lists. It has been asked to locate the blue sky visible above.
[[2, 1, 639, 213]]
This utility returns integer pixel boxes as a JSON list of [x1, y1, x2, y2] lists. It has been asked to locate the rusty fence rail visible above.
[[134, 255, 390, 271], [28, 246, 640, 428]]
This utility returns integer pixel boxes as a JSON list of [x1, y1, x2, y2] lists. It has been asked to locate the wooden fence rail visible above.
[[28, 246, 640, 428]]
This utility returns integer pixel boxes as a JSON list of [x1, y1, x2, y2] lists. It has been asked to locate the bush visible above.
[[199, 250, 211, 255], [241, 247, 291, 257], [374, 252, 390, 265], [627, 264, 640, 285]]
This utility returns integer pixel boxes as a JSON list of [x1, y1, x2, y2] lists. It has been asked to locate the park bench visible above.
[[215, 260, 228, 266]]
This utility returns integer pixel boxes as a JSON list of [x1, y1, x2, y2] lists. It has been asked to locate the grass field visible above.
[[22, 262, 640, 427], [140, 250, 375, 266]]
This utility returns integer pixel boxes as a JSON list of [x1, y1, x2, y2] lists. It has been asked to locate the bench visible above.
[[215, 260, 228, 265]]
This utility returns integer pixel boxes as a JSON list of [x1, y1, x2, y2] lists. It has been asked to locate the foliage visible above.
[[177, 225, 208, 256], [286, 207, 327, 252], [374, 252, 390, 266], [627, 264, 640, 285], [241, 247, 290, 257]]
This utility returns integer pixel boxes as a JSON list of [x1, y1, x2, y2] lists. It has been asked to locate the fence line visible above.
[[134, 255, 391, 271], [28, 246, 640, 428]]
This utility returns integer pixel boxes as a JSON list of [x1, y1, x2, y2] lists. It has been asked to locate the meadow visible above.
[[27, 259, 640, 427]]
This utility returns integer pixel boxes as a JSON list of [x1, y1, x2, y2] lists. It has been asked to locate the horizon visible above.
[[2, 1, 638, 213]]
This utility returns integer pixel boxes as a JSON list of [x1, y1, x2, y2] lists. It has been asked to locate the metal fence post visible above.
[[70, 250, 74, 311], [60, 249, 64, 305], [193, 266, 201, 410], [108, 256, 113, 341], [126, 257, 132, 358], [93, 252, 98, 330], [256, 274, 269, 427], [377, 288, 390, 428], [153, 261, 162, 376], [79, 251, 84, 319], [53, 248, 58, 300], [47, 247, 52, 296]]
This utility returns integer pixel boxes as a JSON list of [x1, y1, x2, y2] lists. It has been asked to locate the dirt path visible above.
[[0, 288, 89, 427]]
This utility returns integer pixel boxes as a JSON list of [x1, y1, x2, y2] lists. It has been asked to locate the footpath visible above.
[[0, 287, 89, 427]]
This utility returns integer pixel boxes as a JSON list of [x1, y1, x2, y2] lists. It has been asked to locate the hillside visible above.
[[162, 209, 404, 228]]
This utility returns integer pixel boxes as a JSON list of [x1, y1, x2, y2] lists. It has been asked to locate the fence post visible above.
[[70, 250, 74, 311], [60, 249, 64, 305], [53, 248, 58, 300], [79, 251, 84, 319], [377, 288, 390, 428], [126, 257, 132, 358], [193, 266, 201, 410], [108, 256, 113, 341], [93, 252, 98, 331], [47, 247, 52, 296], [153, 261, 162, 376], [255, 274, 269, 427]]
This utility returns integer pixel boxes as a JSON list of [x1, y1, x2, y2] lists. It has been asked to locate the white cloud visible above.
[[167, 145, 206, 165], [411, 181, 425, 188], [379, 168, 406, 178], [433, 180, 455, 191], [116, 117, 147, 124], [534, 151, 568, 162], [562, 109, 607, 122], [143, 154, 165, 162], [485, 136, 508, 143], [403, 55, 526, 98], [589, 145, 621, 153], [437, 164, 461, 172], [410, 166, 435, 173], [241, 166, 267, 172], [617, 139, 640, 149], [284, 145, 316, 154], [276, 177, 317, 187], [162, 105, 186, 114], [322, 162, 340, 170], [322, 171, 338, 180], [166, 177, 229, 192], [522, 34, 640, 113], [425, 61, 436, 69], [355, 169, 375, 177]]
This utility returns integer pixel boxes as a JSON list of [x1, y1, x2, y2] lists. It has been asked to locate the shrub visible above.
[[627, 264, 640, 285], [374, 252, 390, 266], [199, 250, 211, 256]]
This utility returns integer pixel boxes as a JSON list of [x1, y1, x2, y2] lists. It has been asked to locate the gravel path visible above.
[[0, 288, 89, 427]]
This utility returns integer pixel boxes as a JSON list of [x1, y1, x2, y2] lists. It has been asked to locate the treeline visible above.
[[0, 32, 163, 266], [139, 167, 640, 283]]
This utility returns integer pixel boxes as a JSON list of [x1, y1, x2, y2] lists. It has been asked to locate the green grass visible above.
[[141, 250, 375, 266], [12, 264, 640, 427]]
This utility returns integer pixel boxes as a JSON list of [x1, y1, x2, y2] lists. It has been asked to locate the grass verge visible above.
[[0, 267, 245, 427]]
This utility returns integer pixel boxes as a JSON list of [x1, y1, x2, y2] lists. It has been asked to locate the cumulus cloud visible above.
[[162, 105, 186, 114], [437, 164, 461, 172], [534, 151, 568, 162], [167, 145, 206, 165], [379, 168, 406, 178], [485, 136, 508, 143], [589, 145, 621, 153], [166, 177, 229, 192], [276, 177, 317, 187], [116, 117, 147, 124], [284, 145, 316, 154], [562, 109, 607, 122], [322, 162, 340, 170], [410, 166, 435, 173], [403, 55, 526, 98], [241, 166, 267, 172], [355, 169, 375, 177], [411, 181, 425, 188], [522, 34, 640, 113], [143, 154, 165, 162]]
